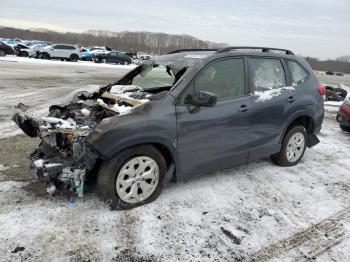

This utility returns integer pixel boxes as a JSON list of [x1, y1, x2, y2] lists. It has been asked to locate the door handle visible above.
[[288, 96, 296, 103], [238, 104, 249, 112]]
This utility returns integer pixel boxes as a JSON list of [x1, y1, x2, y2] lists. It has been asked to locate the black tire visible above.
[[97, 145, 167, 210], [0, 49, 6, 57], [340, 125, 350, 132], [70, 54, 79, 62], [271, 126, 308, 166], [22, 51, 29, 57], [42, 52, 50, 60]]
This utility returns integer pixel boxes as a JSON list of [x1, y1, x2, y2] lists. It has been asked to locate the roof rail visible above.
[[217, 46, 294, 55], [167, 48, 218, 54]]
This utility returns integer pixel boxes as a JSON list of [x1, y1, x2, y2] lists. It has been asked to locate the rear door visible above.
[[248, 57, 296, 160], [176, 57, 254, 174]]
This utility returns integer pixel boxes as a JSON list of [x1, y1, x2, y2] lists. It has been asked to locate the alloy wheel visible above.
[[116, 156, 159, 204], [286, 132, 305, 162]]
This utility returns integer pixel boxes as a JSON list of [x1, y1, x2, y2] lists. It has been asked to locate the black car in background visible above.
[[93, 51, 132, 65], [0, 41, 15, 56]]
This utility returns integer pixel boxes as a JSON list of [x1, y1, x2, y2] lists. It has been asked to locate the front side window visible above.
[[287, 60, 309, 86], [181, 58, 245, 104], [250, 58, 286, 91]]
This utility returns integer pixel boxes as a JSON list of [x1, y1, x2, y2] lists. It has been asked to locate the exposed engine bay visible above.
[[12, 54, 196, 198], [12, 85, 152, 197]]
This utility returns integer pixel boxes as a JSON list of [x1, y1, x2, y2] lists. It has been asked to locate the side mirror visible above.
[[192, 91, 217, 107]]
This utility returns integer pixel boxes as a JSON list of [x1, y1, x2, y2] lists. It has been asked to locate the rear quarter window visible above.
[[287, 60, 309, 86]]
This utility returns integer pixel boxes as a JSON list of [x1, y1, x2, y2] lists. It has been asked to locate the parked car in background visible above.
[[326, 71, 334, 75], [325, 85, 348, 101], [13, 47, 325, 209], [14, 43, 32, 57], [0, 41, 15, 56], [26, 40, 50, 48], [335, 72, 344, 76], [137, 52, 152, 60], [3, 38, 22, 46], [337, 97, 350, 132], [39, 44, 81, 61], [81, 46, 111, 61], [93, 50, 132, 64]]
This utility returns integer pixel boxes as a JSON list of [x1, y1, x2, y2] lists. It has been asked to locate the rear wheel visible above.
[[97, 145, 167, 210], [0, 49, 6, 57], [340, 125, 350, 132], [271, 126, 307, 166]]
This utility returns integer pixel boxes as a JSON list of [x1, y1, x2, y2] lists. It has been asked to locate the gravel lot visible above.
[[0, 56, 349, 262]]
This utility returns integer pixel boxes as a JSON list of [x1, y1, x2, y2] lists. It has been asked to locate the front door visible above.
[[176, 58, 253, 174]]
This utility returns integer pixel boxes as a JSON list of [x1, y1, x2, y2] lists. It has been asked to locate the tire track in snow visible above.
[[249, 207, 350, 261]]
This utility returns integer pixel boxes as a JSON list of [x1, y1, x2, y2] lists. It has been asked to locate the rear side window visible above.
[[180, 58, 245, 103], [287, 60, 309, 86], [250, 58, 286, 91]]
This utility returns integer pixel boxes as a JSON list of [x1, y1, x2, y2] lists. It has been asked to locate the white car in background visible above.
[[39, 44, 82, 62]]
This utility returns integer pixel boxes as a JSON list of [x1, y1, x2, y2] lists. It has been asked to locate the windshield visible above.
[[107, 51, 215, 92], [132, 65, 175, 89]]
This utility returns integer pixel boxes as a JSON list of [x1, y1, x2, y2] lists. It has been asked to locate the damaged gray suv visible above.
[[13, 47, 325, 210]]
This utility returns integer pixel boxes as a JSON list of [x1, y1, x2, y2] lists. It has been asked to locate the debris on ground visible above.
[[11, 247, 25, 253], [220, 227, 241, 245]]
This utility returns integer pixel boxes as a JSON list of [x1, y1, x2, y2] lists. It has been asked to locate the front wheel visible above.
[[70, 54, 79, 62], [41, 53, 50, 60], [97, 145, 167, 210], [271, 126, 308, 166], [0, 49, 6, 57], [340, 125, 350, 132]]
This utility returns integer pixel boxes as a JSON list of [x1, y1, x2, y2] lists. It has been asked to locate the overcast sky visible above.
[[0, 0, 349, 59]]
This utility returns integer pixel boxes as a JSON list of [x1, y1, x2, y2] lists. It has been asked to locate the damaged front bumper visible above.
[[30, 132, 99, 197], [12, 86, 150, 197]]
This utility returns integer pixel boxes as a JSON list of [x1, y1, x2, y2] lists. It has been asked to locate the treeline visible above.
[[0, 26, 226, 54], [305, 57, 350, 74]]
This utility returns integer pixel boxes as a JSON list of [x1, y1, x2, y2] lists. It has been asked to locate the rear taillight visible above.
[[317, 84, 326, 96]]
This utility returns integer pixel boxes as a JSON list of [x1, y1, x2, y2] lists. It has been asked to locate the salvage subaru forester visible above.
[[13, 47, 325, 210]]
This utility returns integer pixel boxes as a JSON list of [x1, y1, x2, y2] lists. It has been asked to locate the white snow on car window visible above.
[[254, 86, 295, 102]]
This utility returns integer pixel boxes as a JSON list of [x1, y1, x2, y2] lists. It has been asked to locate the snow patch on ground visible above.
[[0, 119, 349, 261], [0, 164, 10, 173], [0, 55, 137, 69]]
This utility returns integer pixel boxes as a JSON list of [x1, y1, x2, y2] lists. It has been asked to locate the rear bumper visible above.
[[307, 109, 324, 148], [313, 109, 324, 134]]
